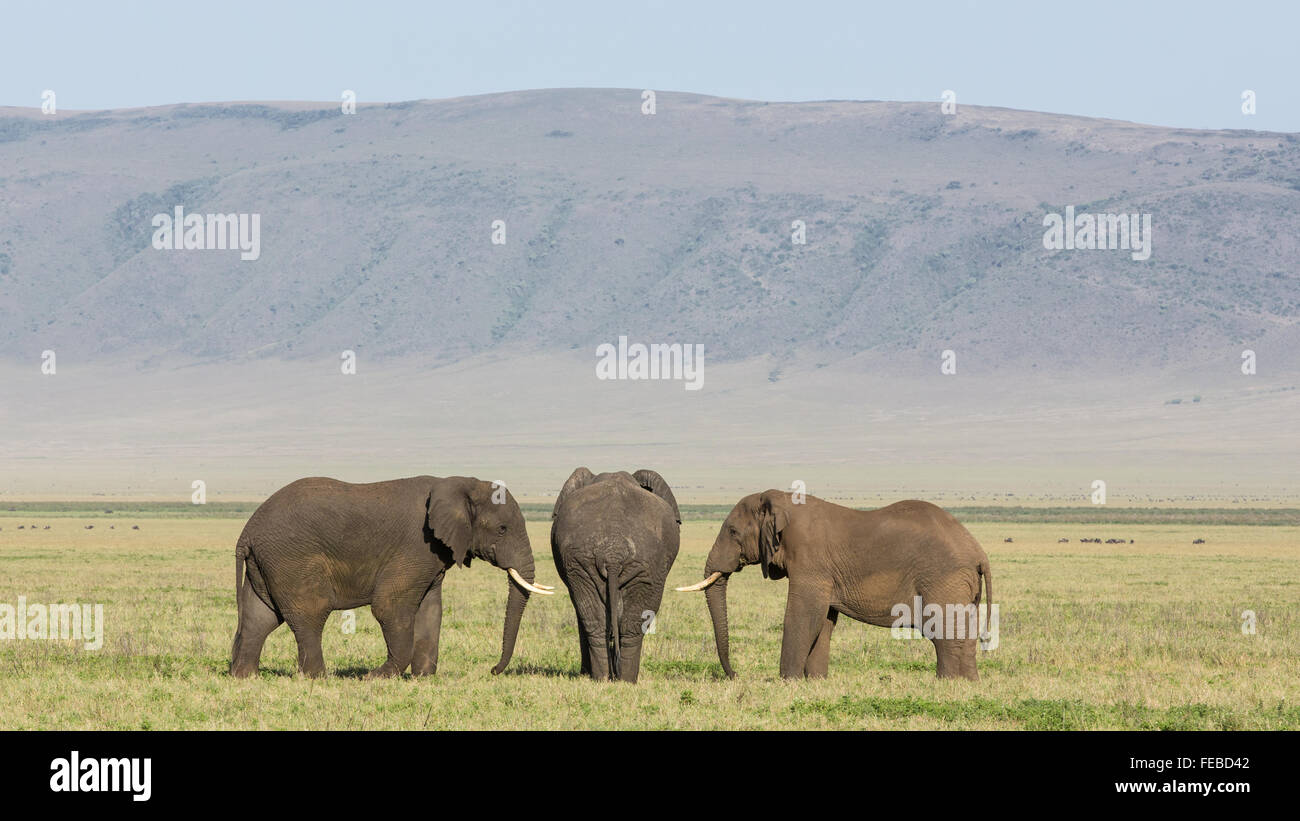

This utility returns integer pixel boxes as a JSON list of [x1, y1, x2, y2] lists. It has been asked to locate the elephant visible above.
[[677, 491, 993, 681], [550, 468, 681, 682], [229, 475, 554, 679]]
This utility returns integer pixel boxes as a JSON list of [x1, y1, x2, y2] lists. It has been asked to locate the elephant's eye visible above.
[[497, 524, 508, 535]]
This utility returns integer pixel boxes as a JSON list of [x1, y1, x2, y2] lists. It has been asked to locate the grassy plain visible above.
[[1, 507, 1297, 730]]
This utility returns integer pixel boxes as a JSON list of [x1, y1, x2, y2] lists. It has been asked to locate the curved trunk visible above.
[[704, 575, 735, 679], [491, 570, 531, 675]]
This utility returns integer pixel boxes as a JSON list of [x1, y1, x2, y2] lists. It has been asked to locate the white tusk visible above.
[[674, 571, 723, 592], [509, 568, 554, 595], [532, 582, 555, 591]]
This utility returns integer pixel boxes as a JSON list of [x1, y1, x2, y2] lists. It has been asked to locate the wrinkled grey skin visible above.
[[230, 475, 539, 679], [550, 468, 681, 682], [692, 491, 993, 681]]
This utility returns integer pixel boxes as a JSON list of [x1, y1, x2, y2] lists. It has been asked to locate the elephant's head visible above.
[[675, 490, 792, 678], [426, 477, 553, 675]]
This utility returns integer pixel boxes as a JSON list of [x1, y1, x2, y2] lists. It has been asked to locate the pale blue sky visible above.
[[2, 0, 1296, 131]]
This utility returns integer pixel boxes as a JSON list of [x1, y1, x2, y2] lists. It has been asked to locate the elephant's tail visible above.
[[978, 560, 994, 644], [235, 537, 250, 619], [606, 566, 622, 681]]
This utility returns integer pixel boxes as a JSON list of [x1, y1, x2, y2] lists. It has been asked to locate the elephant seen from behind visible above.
[[550, 468, 682, 682]]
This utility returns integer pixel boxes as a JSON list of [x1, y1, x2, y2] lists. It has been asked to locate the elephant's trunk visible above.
[[491, 570, 530, 675], [705, 574, 735, 679]]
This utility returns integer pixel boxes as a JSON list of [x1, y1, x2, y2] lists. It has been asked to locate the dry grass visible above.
[[1, 515, 1297, 729]]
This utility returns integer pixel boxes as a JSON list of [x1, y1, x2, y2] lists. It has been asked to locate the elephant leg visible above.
[[960, 636, 980, 680], [933, 636, 979, 681], [615, 579, 659, 683], [925, 578, 982, 681], [568, 571, 608, 681], [369, 600, 417, 678], [572, 599, 592, 677], [584, 636, 609, 680], [616, 631, 644, 683], [577, 623, 592, 677], [556, 556, 592, 675], [803, 608, 838, 679], [285, 609, 329, 678], [411, 581, 444, 676], [230, 583, 282, 677], [779, 584, 833, 679]]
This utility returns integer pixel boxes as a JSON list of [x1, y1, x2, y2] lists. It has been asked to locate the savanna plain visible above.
[[2, 503, 1297, 730]]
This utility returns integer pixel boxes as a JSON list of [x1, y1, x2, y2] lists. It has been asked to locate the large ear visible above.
[[552, 467, 596, 519], [757, 491, 790, 580], [427, 478, 474, 568], [633, 469, 681, 524]]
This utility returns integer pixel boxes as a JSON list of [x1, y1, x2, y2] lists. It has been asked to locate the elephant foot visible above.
[[365, 663, 404, 680], [935, 669, 979, 681]]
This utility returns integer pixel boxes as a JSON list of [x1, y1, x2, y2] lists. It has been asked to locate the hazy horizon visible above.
[[2, 1, 1298, 131], [7, 88, 1300, 139]]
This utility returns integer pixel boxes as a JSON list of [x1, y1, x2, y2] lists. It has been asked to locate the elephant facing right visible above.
[[550, 468, 681, 683]]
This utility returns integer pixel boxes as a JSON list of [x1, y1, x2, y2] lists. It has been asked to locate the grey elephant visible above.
[[550, 468, 681, 682], [230, 475, 554, 679], [677, 492, 993, 680]]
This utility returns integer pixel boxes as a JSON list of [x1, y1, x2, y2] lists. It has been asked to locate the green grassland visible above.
[[1, 510, 1297, 729]]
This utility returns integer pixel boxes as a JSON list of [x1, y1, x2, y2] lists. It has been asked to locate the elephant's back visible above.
[[560, 476, 673, 525], [253, 475, 430, 511], [865, 500, 986, 560], [239, 475, 431, 549], [553, 476, 676, 559]]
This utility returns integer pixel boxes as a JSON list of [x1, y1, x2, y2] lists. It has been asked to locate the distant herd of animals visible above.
[[2, 524, 138, 530], [228, 471, 996, 682], [1055, 537, 1135, 544], [1004, 536, 1210, 545]]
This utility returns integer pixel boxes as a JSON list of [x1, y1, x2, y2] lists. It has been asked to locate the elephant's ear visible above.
[[427, 479, 474, 568], [552, 467, 596, 519], [633, 469, 681, 524], [758, 491, 790, 580]]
